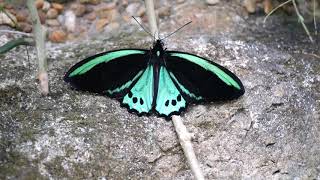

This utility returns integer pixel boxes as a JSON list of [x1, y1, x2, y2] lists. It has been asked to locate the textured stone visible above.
[[51, 3, 64, 13], [46, 8, 59, 19], [95, 18, 108, 32], [46, 19, 60, 26], [64, 10, 76, 32], [49, 30, 67, 42], [0, 11, 17, 27], [206, 0, 220, 5], [70, 3, 86, 17], [35, 0, 44, 9]]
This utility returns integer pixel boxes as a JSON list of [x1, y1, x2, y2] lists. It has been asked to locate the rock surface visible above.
[[0, 1, 319, 179]]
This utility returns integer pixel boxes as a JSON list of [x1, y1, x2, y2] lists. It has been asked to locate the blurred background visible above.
[[0, 0, 319, 43]]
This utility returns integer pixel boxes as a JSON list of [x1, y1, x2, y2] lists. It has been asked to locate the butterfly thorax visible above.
[[149, 40, 166, 65]]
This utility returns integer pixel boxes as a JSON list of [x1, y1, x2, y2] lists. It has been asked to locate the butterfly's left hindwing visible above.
[[165, 51, 245, 102], [64, 49, 148, 97]]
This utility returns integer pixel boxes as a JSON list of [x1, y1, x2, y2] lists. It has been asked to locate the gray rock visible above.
[[64, 10, 76, 32], [0, 4, 319, 180]]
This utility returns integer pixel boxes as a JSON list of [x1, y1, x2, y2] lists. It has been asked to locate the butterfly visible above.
[[64, 39, 245, 119]]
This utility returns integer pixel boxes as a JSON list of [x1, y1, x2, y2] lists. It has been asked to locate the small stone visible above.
[[79, 0, 101, 5], [46, 19, 60, 26], [157, 6, 170, 18], [95, 18, 109, 32], [42, 1, 51, 12], [49, 30, 67, 43], [17, 22, 32, 33], [206, 0, 220, 5], [96, 9, 120, 22], [35, 0, 44, 9], [46, 8, 58, 19], [243, 0, 256, 13], [125, 2, 141, 16], [97, 2, 116, 11], [263, 0, 273, 14], [64, 10, 76, 32], [70, 3, 86, 17], [16, 10, 29, 22], [136, 6, 145, 17], [104, 22, 119, 32], [51, 3, 64, 13], [85, 12, 96, 21], [37, 10, 46, 24], [0, 11, 17, 27], [4, 4, 13, 9]]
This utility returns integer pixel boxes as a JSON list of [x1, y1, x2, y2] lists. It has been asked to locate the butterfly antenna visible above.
[[132, 16, 153, 37], [160, 21, 192, 40]]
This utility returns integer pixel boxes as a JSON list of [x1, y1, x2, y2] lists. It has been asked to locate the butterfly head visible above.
[[152, 39, 165, 58]]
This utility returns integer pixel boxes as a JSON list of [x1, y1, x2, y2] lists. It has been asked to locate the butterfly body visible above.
[[64, 39, 244, 119]]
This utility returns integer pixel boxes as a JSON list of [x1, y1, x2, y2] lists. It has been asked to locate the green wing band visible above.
[[69, 50, 145, 77], [169, 53, 241, 90], [156, 67, 186, 116], [169, 72, 203, 100], [122, 65, 154, 114], [106, 70, 143, 95]]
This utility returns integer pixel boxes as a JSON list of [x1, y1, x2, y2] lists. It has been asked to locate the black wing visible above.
[[64, 49, 149, 97], [165, 51, 245, 102]]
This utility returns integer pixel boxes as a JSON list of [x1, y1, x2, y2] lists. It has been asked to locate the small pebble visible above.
[[35, 0, 44, 9], [37, 10, 46, 24], [125, 2, 141, 16], [95, 18, 109, 32], [71, 3, 86, 17], [64, 10, 76, 32], [18, 22, 32, 33], [85, 12, 96, 21], [79, 0, 101, 5], [46, 8, 59, 19], [16, 10, 29, 22], [42, 1, 51, 12], [52, 3, 64, 13], [49, 30, 67, 43], [243, 0, 256, 13], [206, 0, 220, 5], [0, 11, 17, 27], [46, 19, 60, 26]]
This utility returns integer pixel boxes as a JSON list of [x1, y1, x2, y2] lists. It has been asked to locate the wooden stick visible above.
[[144, 0, 205, 179], [145, 0, 159, 39], [172, 115, 205, 180], [27, 0, 49, 95]]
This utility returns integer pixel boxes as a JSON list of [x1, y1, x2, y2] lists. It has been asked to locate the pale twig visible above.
[[292, 0, 314, 42], [172, 115, 205, 180], [144, 1, 205, 179], [313, 0, 317, 35], [0, 30, 33, 37], [263, 0, 292, 24], [27, 0, 49, 95], [145, 0, 159, 39]]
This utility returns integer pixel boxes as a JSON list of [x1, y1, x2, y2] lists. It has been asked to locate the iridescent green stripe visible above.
[[170, 53, 241, 90], [106, 70, 143, 94], [69, 50, 145, 77], [169, 72, 203, 100]]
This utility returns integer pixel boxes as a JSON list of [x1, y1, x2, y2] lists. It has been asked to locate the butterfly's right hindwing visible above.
[[64, 49, 148, 97]]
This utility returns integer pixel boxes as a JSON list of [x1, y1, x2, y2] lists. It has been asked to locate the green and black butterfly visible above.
[[64, 39, 245, 118]]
